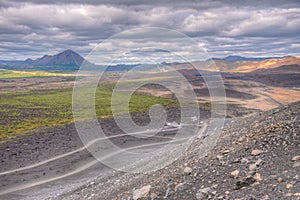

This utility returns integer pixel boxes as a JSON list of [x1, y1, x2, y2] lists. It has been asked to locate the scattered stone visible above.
[[222, 150, 230, 154], [286, 183, 293, 189], [249, 163, 257, 171], [196, 187, 211, 200], [238, 136, 246, 142], [216, 155, 223, 160], [286, 193, 293, 197], [251, 149, 264, 156], [255, 158, 263, 166], [286, 193, 300, 197], [241, 158, 249, 164], [235, 177, 256, 190], [247, 170, 256, 177], [292, 162, 300, 168], [184, 167, 193, 174], [230, 170, 240, 178], [292, 155, 300, 161], [175, 182, 186, 192], [248, 158, 263, 172], [261, 195, 270, 200], [196, 192, 206, 200], [133, 185, 151, 200], [278, 177, 284, 183], [254, 173, 262, 181]]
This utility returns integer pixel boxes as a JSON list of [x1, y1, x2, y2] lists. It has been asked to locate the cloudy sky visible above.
[[0, 0, 299, 61]]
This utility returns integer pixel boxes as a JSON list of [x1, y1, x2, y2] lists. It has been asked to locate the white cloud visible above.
[[0, 1, 299, 60]]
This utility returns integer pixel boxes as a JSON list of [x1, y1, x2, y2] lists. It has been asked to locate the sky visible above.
[[0, 0, 299, 61]]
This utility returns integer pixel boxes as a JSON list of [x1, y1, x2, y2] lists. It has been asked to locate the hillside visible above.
[[211, 56, 300, 72], [224, 64, 300, 87], [251, 64, 300, 74], [234, 56, 300, 72], [55, 101, 300, 199], [166, 56, 300, 73]]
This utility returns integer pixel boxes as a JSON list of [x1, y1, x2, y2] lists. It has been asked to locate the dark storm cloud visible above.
[[0, 0, 299, 60]]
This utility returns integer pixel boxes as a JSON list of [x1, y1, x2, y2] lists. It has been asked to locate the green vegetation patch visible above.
[[0, 87, 178, 140], [0, 69, 74, 79]]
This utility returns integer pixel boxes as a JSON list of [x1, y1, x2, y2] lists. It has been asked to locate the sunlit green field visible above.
[[0, 69, 73, 79], [0, 87, 178, 140]]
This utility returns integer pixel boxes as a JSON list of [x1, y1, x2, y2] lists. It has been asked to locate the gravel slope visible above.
[[53, 101, 300, 200]]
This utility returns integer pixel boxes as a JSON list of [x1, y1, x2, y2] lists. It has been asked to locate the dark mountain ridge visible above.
[[0, 49, 94, 71], [24, 49, 85, 67]]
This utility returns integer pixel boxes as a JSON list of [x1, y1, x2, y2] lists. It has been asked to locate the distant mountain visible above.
[[0, 49, 94, 71], [213, 55, 286, 62], [24, 49, 92, 68], [223, 55, 266, 61], [0, 51, 299, 73]]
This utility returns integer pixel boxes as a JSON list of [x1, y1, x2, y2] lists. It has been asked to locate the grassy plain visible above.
[[0, 69, 73, 79], [0, 86, 178, 140]]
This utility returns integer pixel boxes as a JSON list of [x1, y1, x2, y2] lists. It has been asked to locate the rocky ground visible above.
[[53, 101, 300, 200], [0, 107, 183, 172]]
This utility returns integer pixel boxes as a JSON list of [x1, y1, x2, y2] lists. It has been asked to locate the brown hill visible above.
[[234, 56, 300, 72]]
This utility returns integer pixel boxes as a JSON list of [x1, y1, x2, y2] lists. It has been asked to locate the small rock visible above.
[[254, 173, 262, 181], [293, 162, 300, 168], [247, 170, 256, 177], [286, 184, 293, 189], [292, 155, 300, 161], [238, 136, 246, 142], [241, 158, 249, 164], [230, 170, 240, 178], [222, 150, 230, 154], [235, 177, 256, 190], [196, 192, 206, 200], [184, 167, 193, 174], [199, 187, 211, 194], [278, 177, 284, 183], [251, 149, 264, 156], [249, 163, 257, 171], [196, 187, 211, 200], [248, 159, 263, 171], [133, 185, 151, 200], [175, 182, 186, 192], [255, 159, 263, 166], [261, 195, 270, 200], [216, 155, 223, 160]]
